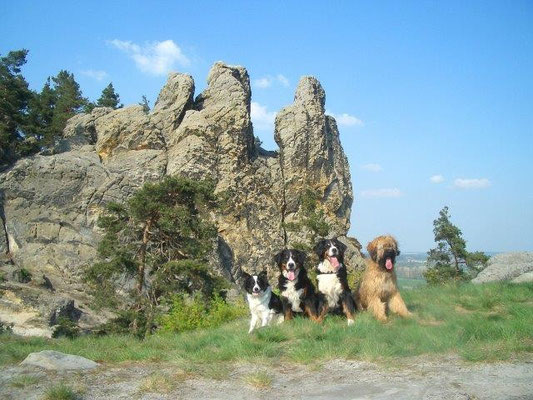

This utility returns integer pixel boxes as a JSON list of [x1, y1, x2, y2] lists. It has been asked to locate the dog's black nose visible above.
[[287, 262, 295, 269], [331, 248, 338, 255], [253, 287, 259, 292]]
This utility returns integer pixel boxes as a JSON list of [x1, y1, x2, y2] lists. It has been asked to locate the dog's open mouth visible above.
[[327, 256, 340, 270], [287, 269, 297, 281], [385, 258, 394, 270]]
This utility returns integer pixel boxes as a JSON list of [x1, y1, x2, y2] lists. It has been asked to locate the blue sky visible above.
[[2, 1, 532, 252]]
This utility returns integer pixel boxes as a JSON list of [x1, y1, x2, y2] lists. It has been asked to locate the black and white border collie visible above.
[[242, 271, 283, 333], [275, 249, 326, 322], [314, 238, 357, 325]]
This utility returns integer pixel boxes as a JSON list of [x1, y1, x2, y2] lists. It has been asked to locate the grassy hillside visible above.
[[1, 283, 531, 370]]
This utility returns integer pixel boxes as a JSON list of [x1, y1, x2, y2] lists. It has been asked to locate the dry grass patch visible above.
[[244, 371, 273, 389], [137, 370, 188, 394]]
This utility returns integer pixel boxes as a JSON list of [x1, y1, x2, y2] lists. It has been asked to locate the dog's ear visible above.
[[240, 271, 251, 288], [393, 238, 400, 256], [334, 238, 347, 254], [313, 240, 326, 258], [274, 251, 284, 266], [367, 238, 378, 261], [292, 249, 307, 266]]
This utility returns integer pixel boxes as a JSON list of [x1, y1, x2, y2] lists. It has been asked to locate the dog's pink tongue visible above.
[[385, 258, 393, 270], [288, 271, 296, 281], [330, 257, 340, 269]]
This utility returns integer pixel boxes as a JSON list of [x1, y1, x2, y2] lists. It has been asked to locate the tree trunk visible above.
[[137, 218, 153, 295]]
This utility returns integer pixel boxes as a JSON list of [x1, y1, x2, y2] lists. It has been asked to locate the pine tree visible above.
[[0, 49, 35, 164], [139, 95, 150, 113], [26, 78, 57, 147], [48, 70, 88, 139], [424, 206, 489, 284], [96, 82, 122, 109], [85, 176, 223, 336]]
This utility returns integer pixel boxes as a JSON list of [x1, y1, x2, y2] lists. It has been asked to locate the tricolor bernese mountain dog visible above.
[[275, 249, 326, 322], [314, 238, 357, 325], [242, 271, 283, 333]]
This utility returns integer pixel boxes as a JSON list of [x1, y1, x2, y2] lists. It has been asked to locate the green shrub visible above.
[[13, 268, 32, 283], [159, 294, 246, 333], [423, 265, 467, 285], [96, 308, 150, 338], [52, 317, 80, 339], [0, 320, 13, 334]]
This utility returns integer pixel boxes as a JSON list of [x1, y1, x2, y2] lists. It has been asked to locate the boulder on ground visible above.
[[20, 350, 99, 370]]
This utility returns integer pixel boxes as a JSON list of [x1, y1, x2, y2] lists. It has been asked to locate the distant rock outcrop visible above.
[[472, 252, 533, 283], [0, 62, 363, 335]]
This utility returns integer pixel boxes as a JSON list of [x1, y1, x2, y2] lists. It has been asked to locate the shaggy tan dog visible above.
[[357, 235, 411, 322]]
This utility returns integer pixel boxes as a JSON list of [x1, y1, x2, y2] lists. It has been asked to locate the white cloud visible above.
[[326, 111, 364, 127], [430, 174, 444, 184], [360, 188, 403, 198], [361, 163, 383, 172], [254, 77, 272, 88], [81, 69, 108, 81], [277, 74, 289, 87], [108, 39, 190, 76], [253, 74, 290, 89], [454, 178, 491, 189], [251, 102, 276, 131]]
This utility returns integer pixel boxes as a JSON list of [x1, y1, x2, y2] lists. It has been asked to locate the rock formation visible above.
[[472, 252, 533, 284], [0, 62, 363, 336]]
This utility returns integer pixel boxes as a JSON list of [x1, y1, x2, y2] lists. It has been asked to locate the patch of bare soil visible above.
[[1, 355, 532, 399]]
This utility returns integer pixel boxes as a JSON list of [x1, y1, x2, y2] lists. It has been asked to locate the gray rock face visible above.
[[20, 350, 98, 370], [472, 252, 533, 283], [0, 62, 362, 335], [275, 76, 359, 266]]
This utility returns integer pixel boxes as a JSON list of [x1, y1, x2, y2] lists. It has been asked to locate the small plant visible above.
[[285, 188, 331, 245], [43, 383, 78, 400], [0, 270, 6, 282], [0, 320, 13, 334], [244, 371, 273, 389], [13, 268, 32, 283], [10, 374, 40, 388]]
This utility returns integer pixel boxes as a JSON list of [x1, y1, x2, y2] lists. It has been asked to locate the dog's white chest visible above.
[[318, 274, 342, 309], [247, 291, 274, 319], [282, 281, 303, 312]]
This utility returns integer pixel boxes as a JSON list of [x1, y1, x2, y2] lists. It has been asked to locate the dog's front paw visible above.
[[347, 318, 355, 326]]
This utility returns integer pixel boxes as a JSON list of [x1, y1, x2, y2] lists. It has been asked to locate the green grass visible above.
[[1, 283, 531, 370], [42, 383, 78, 400], [397, 277, 426, 290], [9, 374, 41, 388]]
